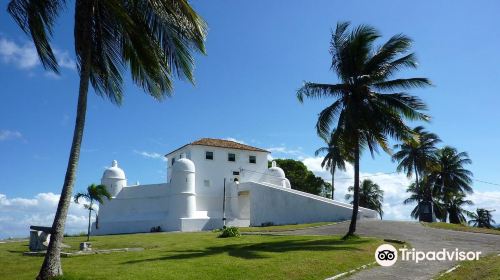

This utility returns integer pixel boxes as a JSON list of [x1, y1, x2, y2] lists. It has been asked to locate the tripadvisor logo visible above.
[[375, 244, 398, 266], [375, 244, 482, 267]]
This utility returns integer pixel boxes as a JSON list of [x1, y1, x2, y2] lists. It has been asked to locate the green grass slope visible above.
[[0, 231, 382, 280]]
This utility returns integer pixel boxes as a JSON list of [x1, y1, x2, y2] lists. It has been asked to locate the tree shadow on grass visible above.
[[7, 244, 30, 254], [123, 237, 371, 264]]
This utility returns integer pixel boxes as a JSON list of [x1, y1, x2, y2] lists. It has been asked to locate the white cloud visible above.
[[0, 193, 89, 239], [0, 38, 38, 69], [0, 37, 75, 72], [267, 146, 306, 159], [465, 191, 500, 222], [0, 130, 23, 141], [54, 49, 76, 70], [134, 150, 167, 162]]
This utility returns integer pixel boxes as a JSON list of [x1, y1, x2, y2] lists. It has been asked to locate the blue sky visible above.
[[1, 1, 500, 236]]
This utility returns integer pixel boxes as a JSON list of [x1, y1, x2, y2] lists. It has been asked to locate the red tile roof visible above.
[[165, 138, 269, 156]]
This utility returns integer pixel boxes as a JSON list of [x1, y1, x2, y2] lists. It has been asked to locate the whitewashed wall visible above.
[[93, 183, 171, 234], [239, 182, 379, 226]]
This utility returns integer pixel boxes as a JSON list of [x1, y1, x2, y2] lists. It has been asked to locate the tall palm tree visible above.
[[74, 184, 111, 241], [8, 1, 206, 278], [297, 22, 430, 237], [468, 208, 496, 228], [430, 146, 473, 196], [345, 179, 384, 219], [392, 126, 440, 221], [315, 129, 347, 200], [443, 192, 473, 224]]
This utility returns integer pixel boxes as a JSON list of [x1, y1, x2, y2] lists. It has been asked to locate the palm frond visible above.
[[73, 0, 207, 105], [8, 0, 65, 73], [74, 192, 90, 204], [297, 82, 346, 103], [315, 100, 343, 138], [373, 78, 432, 92], [364, 34, 413, 76]]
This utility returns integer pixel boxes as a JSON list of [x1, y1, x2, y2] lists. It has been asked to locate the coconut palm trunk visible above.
[[414, 165, 420, 202], [38, 20, 91, 280], [346, 143, 360, 237], [331, 168, 335, 200], [87, 200, 93, 242], [414, 165, 425, 222]]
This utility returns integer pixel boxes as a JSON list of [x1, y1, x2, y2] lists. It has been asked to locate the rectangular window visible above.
[[204, 180, 211, 187], [206, 151, 214, 160], [228, 153, 236, 162], [249, 155, 256, 164], [171, 158, 175, 166], [233, 171, 240, 175]]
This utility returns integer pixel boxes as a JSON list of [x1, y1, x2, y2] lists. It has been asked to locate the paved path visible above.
[[277, 220, 500, 280]]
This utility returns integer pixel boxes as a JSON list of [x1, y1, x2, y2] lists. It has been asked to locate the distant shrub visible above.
[[218, 226, 241, 238], [260, 222, 274, 227]]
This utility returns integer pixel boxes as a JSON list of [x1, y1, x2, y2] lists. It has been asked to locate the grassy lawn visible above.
[[423, 222, 500, 236], [438, 254, 500, 280], [239, 222, 335, 232], [0, 231, 382, 280]]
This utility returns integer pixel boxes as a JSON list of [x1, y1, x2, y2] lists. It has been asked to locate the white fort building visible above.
[[92, 138, 378, 235]]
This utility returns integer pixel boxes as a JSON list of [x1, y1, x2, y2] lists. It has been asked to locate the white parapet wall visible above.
[[239, 181, 379, 226]]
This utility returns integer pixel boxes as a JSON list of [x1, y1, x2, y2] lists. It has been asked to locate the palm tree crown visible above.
[[297, 22, 431, 237], [403, 176, 445, 221], [393, 126, 440, 179], [346, 179, 384, 219], [430, 146, 473, 195], [9, 0, 207, 101], [468, 208, 496, 228], [443, 192, 473, 224], [74, 184, 112, 206]]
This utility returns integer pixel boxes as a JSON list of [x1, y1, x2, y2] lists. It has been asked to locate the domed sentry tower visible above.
[[101, 160, 127, 197], [261, 161, 290, 188], [169, 157, 196, 219]]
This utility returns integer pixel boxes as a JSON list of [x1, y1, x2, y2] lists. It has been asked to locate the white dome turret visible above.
[[172, 158, 195, 176], [101, 160, 127, 197], [169, 158, 196, 218], [261, 161, 290, 188], [268, 161, 286, 178]]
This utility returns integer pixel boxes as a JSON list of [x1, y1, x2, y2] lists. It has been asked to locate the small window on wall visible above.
[[228, 153, 236, 162], [206, 151, 214, 160], [171, 158, 175, 166], [204, 180, 211, 187], [249, 155, 256, 164], [233, 171, 240, 175]]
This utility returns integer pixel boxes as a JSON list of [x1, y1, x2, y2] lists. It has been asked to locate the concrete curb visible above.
[[432, 264, 461, 279], [324, 262, 376, 280], [383, 238, 406, 244]]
